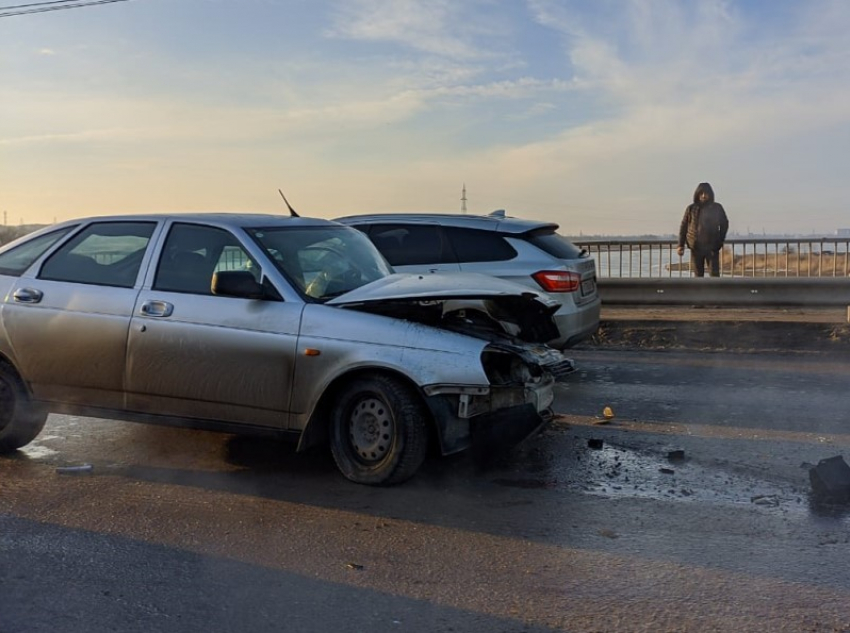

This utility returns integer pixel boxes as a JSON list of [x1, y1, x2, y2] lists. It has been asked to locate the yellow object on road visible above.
[[603, 406, 614, 419]]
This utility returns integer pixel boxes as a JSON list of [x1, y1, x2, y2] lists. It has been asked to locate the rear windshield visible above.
[[522, 229, 584, 259]]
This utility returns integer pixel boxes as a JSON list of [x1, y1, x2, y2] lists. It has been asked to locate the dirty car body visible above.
[[0, 214, 572, 485]]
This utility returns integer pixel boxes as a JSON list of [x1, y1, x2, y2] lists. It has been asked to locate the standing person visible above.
[[677, 182, 729, 277]]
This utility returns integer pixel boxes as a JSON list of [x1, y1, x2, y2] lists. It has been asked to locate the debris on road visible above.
[[588, 438, 604, 449], [659, 468, 675, 475], [667, 450, 686, 462], [808, 455, 850, 502], [55, 464, 93, 475], [751, 494, 781, 507]]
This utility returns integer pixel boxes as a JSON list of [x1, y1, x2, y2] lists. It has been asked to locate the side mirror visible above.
[[211, 270, 265, 300]]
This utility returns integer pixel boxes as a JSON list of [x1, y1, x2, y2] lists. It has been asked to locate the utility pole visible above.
[[461, 183, 467, 213]]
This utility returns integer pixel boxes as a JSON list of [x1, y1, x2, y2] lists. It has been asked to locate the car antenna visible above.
[[278, 189, 300, 217]]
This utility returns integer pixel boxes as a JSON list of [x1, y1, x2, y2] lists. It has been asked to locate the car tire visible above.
[[0, 361, 48, 453], [329, 374, 428, 486]]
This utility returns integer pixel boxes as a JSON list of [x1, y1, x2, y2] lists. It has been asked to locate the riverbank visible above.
[[575, 305, 850, 354]]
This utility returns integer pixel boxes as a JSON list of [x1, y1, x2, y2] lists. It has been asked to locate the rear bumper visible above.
[[549, 296, 602, 348]]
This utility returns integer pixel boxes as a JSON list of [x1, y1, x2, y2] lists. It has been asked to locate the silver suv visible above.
[[336, 211, 601, 349]]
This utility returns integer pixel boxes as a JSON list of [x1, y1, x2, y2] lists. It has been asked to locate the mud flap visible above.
[[469, 403, 549, 466]]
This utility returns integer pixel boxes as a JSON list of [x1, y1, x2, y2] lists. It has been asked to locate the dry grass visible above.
[[668, 247, 850, 277]]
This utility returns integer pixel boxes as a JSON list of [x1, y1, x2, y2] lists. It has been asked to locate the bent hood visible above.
[[327, 272, 561, 345]]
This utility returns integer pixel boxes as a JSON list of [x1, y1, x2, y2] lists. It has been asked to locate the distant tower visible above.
[[461, 183, 467, 213]]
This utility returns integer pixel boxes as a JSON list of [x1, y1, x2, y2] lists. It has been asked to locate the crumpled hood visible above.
[[327, 272, 561, 345], [327, 272, 557, 307]]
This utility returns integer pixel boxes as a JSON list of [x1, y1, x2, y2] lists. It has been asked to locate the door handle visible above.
[[140, 300, 174, 317], [12, 288, 43, 304]]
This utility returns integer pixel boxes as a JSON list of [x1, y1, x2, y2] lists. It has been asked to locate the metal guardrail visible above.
[[576, 237, 850, 279], [596, 277, 850, 307]]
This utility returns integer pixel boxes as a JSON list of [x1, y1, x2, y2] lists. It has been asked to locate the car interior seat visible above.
[[157, 250, 214, 294]]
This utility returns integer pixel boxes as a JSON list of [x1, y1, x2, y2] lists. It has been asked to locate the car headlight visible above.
[[481, 348, 543, 385]]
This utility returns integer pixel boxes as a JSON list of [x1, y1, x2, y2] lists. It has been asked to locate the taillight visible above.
[[531, 270, 580, 293]]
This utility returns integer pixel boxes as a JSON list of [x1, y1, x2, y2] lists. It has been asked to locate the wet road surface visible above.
[[2, 349, 850, 632]]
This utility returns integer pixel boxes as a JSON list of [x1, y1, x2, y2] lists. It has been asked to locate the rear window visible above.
[[523, 229, 584, 259], [0, 227, 76, 276], [444, 227, 517, 263], [367, 223, 455, 266]]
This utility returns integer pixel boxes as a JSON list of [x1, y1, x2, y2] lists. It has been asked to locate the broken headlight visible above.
[[481, 348, 543, 385]]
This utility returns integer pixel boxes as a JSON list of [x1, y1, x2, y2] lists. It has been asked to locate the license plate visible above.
[[580, 279, 595, 296]]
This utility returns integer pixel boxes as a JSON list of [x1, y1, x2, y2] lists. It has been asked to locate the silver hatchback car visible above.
[[0, 214, 574, 485], [336, 211, 601, 349]]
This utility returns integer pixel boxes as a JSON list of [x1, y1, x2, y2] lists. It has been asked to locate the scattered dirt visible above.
[[578, 319, 850, 354]]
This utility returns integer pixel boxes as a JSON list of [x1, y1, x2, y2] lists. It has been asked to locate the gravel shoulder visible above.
[[576, 306, 850, 354]]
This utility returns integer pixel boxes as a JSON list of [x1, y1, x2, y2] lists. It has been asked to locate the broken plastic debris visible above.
[[808, 455, 850, 502], [345, 562, 364, 571], [56, 464, 93, 475], [751, 494, 780, 507]]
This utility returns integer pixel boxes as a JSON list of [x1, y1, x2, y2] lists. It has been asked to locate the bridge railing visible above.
[[575, 237, 850, 279]]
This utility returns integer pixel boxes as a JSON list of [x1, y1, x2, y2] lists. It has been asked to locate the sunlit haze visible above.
[[2, 0, 849, 235]]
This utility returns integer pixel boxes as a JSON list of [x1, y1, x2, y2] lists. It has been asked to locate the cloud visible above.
[[326, 0, 505, 60], [5, 0, 850, 234]]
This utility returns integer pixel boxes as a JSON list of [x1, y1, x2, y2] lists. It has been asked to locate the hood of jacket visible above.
[[693, 182, 715, 205]]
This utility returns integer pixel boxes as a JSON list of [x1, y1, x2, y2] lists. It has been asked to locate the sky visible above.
[[2, 0, 850, 236]]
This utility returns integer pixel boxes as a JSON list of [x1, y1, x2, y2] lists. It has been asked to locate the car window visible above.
[[367, 224, 455, 266], [39, 222, 155, 287], [246, 225, 391, 301], [154, 223, 259, 295], [0, 226, 76, 276], [523, 228, 584, 259], [444, 227, 517, 263]]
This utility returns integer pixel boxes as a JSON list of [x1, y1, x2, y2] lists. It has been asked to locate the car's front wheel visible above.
[[329, 375, 429, 485], [0, 361, 48, 453]]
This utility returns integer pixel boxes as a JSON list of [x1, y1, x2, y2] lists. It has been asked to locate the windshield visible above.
[[246, 225, 393, 301]]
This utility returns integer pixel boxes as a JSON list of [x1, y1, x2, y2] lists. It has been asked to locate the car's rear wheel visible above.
[[329, 375, 428, 485], [0, 361, 48, 453]]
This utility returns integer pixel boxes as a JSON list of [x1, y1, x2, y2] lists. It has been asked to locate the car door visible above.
[[1, 220, 157, 409], [125, 222, 303, 429], [363, 223, 460, 274]]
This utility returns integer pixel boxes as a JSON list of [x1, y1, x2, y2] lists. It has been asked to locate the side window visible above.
[[215, 245, 259, 280], [39, 222, 155, 287], [368, 224, 455, 266], [444, 227, 517, 263], [0, 227, 76, 276], [154, 223, 258, 295]]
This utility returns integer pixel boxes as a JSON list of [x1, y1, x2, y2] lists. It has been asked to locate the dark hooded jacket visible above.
[[678, 182, 729, 252]]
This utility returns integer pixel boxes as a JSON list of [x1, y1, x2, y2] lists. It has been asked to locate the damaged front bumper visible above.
[[423, 377, 555, 455]]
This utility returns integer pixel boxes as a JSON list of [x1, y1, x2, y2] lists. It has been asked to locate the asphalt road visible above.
[[2, 347, 850, 633]]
